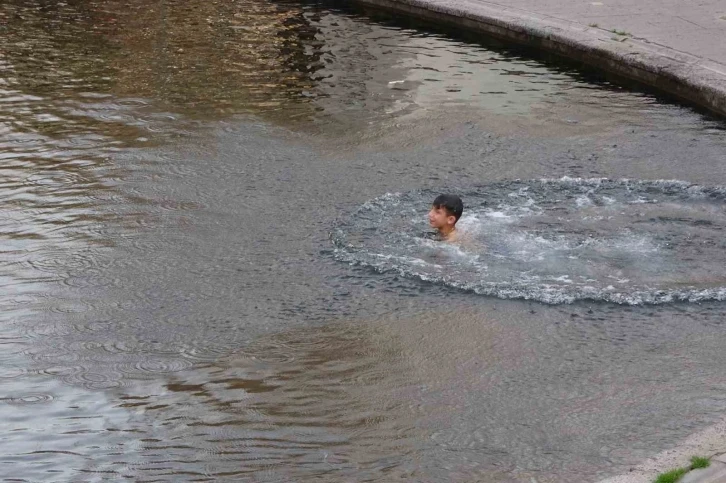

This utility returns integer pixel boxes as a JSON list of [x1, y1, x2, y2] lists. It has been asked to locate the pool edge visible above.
[[348, 0, 726, 118]]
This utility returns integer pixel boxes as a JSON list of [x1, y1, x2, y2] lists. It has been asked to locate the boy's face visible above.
[[428, 205, 456, 230]]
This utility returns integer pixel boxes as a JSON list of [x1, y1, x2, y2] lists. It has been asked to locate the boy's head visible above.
[[428, 194, 464, 232]]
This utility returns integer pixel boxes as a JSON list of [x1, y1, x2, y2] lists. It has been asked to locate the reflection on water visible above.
[[1, 0, 689, 134], [2, 0, 726, 481], [6, 307, 726, 482], [1, 322, 421, 481]]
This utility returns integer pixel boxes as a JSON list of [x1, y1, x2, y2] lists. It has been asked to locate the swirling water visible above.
[[2, 0, 726, 482], [334, 179, 726, 304]]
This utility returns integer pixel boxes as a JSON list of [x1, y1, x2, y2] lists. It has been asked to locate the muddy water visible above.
[[2, 0, 726, 481]]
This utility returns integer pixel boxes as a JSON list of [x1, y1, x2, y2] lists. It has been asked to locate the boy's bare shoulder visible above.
[[447, 230, 485, 251], [446, 229, 462, 242]]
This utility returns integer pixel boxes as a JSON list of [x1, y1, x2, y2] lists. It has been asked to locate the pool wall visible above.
[[349, 0, 726, 117]]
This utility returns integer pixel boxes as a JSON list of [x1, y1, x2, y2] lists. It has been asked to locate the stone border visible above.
[[349, 0, 726, 117], [597, 415, 726, 483]]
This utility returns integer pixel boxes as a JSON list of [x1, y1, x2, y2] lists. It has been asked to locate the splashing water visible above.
[[332, 178, 726, 304]]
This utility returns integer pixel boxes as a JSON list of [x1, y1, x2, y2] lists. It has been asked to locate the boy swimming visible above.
[[428, 194, 464, 241]]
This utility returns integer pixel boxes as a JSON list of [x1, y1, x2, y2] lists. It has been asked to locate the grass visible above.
[[690, 455, 710, 469], [610, 28, 631, 36], [588, 22, 599, 27], [653, 456, 711, 483], [654, 468, 687, 483]]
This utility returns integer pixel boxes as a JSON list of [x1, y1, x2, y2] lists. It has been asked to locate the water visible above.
[[2, 0, 726, 481], [333, 179, 726, 304]]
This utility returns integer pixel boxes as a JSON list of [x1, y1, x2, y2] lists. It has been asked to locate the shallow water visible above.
[[2, 0, 726, 481]]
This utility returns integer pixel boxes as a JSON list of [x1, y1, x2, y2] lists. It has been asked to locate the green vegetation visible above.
[[611, 28, 631, 36], [654, 468, 687, 483], [652, 456, 711, 483], [690, 455, 710, 469], [588, 23, 599, 27]]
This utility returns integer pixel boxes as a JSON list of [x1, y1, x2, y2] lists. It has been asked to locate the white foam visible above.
[[575, 195, 593, 207], [333, 179, 726, 305]]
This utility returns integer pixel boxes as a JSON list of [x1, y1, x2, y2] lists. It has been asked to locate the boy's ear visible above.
[[447, 215, 456, 225]]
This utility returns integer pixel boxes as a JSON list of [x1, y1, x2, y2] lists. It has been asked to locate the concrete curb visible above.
[[350, 0, 726, 117], [681, 457, 726, 483], [595, 416, 726, 483]]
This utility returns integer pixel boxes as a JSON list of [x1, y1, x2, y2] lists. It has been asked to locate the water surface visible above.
[[334, 179, 726, 304], [2, 0, 726, 481]]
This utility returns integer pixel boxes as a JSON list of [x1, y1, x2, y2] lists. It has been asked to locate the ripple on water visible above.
[[61, 369, 124, 390], [0, 367, 28, 379], [121, 358, 195, 375], [333, 178, 726, 305], [2, 393, 54, 405]]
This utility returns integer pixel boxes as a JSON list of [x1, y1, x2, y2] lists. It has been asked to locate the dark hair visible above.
[[432, 194, 464, 221]]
